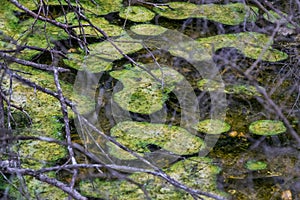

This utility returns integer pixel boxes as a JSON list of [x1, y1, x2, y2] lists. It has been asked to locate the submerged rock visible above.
[[249, 120, 287, 136], [153, 2, 258, 25], [108, 121, 205, 160], [80, 157, 228, 199], [194, 119, 231, 135], [110, 64, 184, 114]]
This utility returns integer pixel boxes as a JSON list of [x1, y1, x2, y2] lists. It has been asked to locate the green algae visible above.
[[194, 119, 231, 135], [130, 24, 168, 36], [56, 13, 124, 37], [196, 32, 288, 62], [80, 157, 228, 199], [1, 64, 94, 169], [6, 173, 68, 200], [110, 64, 184, 114], [65, 34, 143, 72], [249, 120, 287, 136], [263, 10, 295, 29], [17, 138, 67, 169], [153, 2, 258, 25], [119, 6, 155, 22], [197, 79, 264, 97], [170, 32, 288, 62], [69, 0, 123, 16], [108, 121, 205, 160], [245, 160, 268, 171]]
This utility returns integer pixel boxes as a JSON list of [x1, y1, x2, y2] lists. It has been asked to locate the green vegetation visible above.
[[196, 32, 288, 62], [194, 119, 231, 134], [64, 34, 143, 72], [249, 120, 287, 136], [119, 6, 155, 22], [130, 24, 168, 36], [80, 157, 228, 199], [108, 121, 205, 160], [197, 79, 264, 97], [56, 13, 124, 37], [153, 2, 258, 25], [110, 63, 184, 114], [245, 160, 268, 171]]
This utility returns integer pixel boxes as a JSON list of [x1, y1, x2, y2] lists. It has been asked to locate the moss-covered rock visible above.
[[80, 157, 228, 199], [108, 121, 205, 160], [119, 6, 155, 22], [194, 119, 231, 134], [153, 2, 258, 25], [110, 64, 184, 114], [249, 120, 287, 136], [64, 34, 143, 72]]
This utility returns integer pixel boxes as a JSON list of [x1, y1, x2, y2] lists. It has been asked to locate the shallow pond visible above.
[[1, 0, 300, 199]]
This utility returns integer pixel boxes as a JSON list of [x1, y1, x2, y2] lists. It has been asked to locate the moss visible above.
[[249, 120, 287, 136], [153, 2, 258, 25], [245, 160, 268, 171], [80, 157, 228, 199], [119, 6, 155, 22], [194, 119, 231, 134], [110, 63, 184, 114], [108, 121, 205, 160]]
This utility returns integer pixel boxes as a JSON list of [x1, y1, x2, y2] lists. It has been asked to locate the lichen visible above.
[[194, 119, 231, 134], [108, 121, 205, 160], [79, 157, 228, 199], [249, 120, 287, 136], [110, 63, 184, 114], [153, 2, 258, 25], [119, 6, 155, 22]]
